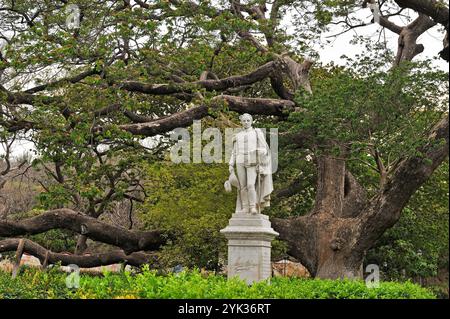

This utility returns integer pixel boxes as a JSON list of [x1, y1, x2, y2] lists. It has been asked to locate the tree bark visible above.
[[116, 95, 295, 137], [313, 155, 346, 216], [117, 60, 275, 95], [0, 209, 165, 254], [394, 14, 436, 66], [0, 238, 157, 267], [273, 154, 364, 278], [395, 0, 449, 26], [75, 235, 88, 255], [273, 116, 448, 279], [273, 213, 363, 278], [394, 0, 449, 62]]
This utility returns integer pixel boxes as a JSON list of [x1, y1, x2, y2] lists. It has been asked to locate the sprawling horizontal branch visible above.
[[0, 238, 156, 267], [25, 68, 101, 94], [0, 85, 56, 105], [2, 59, 273, 108], [2, 54, 305, 136], [3, 92, 296, 137], [220, 95, 296, 115], [118, 105, 209, 136], [117, 95, 295, 137], [0, 209, 164, 254], [1, 118, 35, 133], [117, 61, 275, 95]]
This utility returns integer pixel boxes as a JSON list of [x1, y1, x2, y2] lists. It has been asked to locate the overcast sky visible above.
[[317, 17, 448, 71]]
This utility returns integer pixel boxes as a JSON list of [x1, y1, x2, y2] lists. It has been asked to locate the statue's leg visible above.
[[236, 164, 249, 213], [246, 166, 258, 214]]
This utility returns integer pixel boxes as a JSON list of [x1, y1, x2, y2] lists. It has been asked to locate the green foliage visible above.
[[366, 161, 449, 280], [0, 267, 436, 299], [27, 83, 158, 212], [0, 267, 74, 299], [139, 162, 234, 270], [291, 60, 447, 157], [29, 229, 76, 253], [264, 145, 316, 218]]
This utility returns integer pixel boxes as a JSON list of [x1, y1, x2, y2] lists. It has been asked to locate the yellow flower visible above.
[[114, 294, 139, 299]]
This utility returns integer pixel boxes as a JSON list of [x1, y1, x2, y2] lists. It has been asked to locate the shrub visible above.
[[0, 267, 436, 299]]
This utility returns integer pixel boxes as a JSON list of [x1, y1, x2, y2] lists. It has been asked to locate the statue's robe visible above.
[[230, 128, 274, 214]]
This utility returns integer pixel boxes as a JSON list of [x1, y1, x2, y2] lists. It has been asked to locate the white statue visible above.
[[225, 113, 273, 214]]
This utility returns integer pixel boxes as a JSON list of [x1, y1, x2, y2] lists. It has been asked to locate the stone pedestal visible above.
[[220, 213, 279, 285]]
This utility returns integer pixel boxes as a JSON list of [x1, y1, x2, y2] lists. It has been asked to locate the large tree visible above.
[[0, 0, 448, 278]]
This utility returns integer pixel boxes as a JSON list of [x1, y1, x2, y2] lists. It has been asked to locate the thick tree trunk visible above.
[[273, 116, 448, 279], [313, 219, 363, 279], [274, 155, 365, 279], [313, 155, 345, 215], [273, 212, 364, 279], [315, 250, 363, 279], [313, 155, 357, 278]]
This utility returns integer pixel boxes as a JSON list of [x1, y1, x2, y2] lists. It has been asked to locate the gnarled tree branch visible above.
[[395, 0, 449, 26], [0, 238, 157, 267], [115, 61, 275, 95], [25, 68, 102, 94], [0, 209, 165, 254], [116, 95, 296, 137]]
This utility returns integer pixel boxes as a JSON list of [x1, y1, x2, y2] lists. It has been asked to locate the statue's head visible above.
[[239, 113, 253, 129]]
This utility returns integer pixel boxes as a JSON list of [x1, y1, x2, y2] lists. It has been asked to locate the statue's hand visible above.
[[229, 165, 234, 174]]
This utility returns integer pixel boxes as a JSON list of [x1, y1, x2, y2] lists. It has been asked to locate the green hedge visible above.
[[0, 266, 436, 299]]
